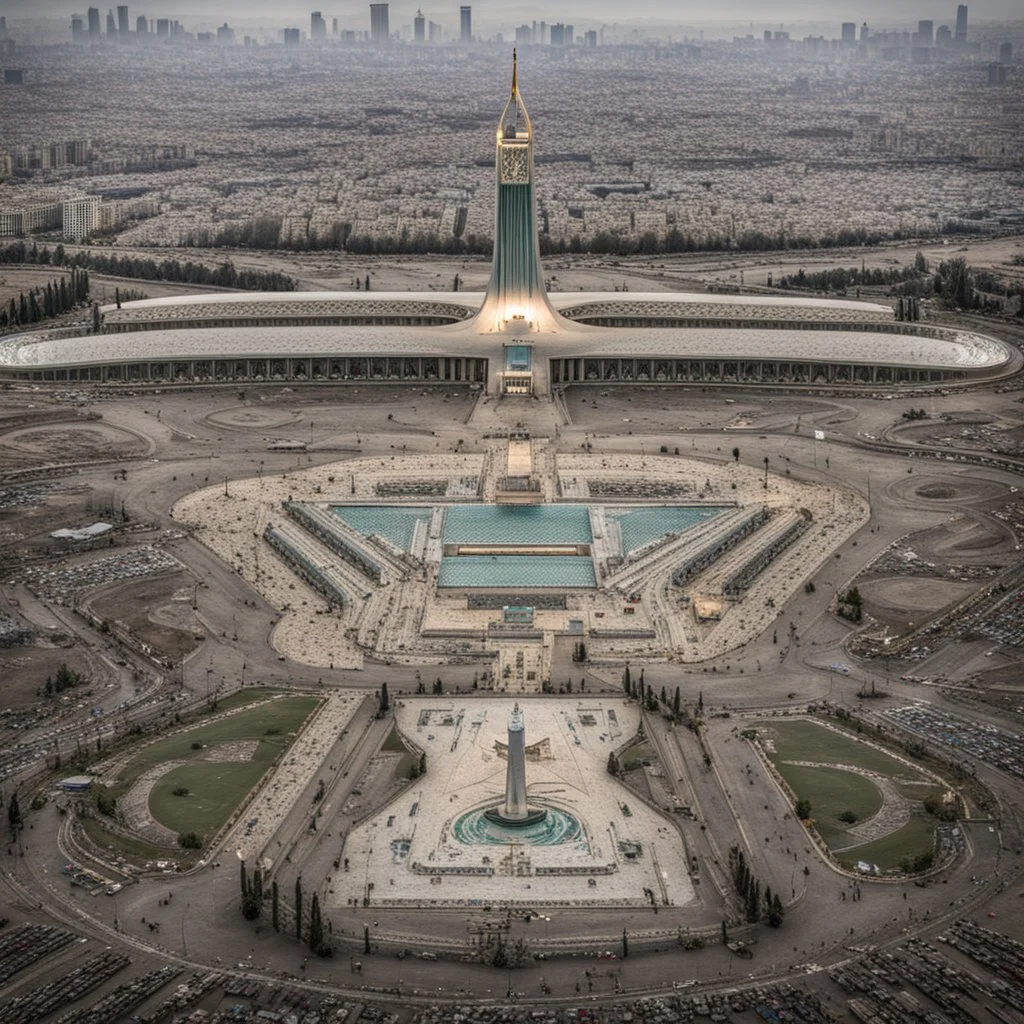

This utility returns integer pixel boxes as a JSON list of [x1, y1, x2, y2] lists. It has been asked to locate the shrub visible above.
[[172, 786, 189, 797], [178, 831, 203, 849], [839, 809, 858, 824]]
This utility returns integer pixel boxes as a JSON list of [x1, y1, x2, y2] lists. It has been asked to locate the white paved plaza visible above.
[[330, 698, 696, 908]]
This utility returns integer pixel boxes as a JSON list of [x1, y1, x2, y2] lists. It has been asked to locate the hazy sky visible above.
[[8, 0, 1024, 25]]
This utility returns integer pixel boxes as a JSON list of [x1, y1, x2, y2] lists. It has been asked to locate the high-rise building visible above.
[[136, 15, 147, 34], [917, 20, 933, 47], [72, 15, 85, 41], [474, 49, 565, 336], [936, 25, 952, 48], [841, 22, 856, 45], [117, 5, 128, 38], [999, 41, 1013, 64], [87, 8, 100, 37], [515, 24, 531, 44], [550, 23, 566, 45], [311, 11, 326, 40], [584, 29, 597, 48], [460, 6, 471, 43], [216, 22, 234, 44], [332, 17, 338, 35], [370, 3, 389, 43], [413, 9, 425, 42], [283, 27, 300, 46], [155, 18, 169, 37], [428, 20, 441, 42], [106, 10, 116, 36], [955, 5, 968, 45], [62, 195, 100, 242], [860, 22, 869, 42]]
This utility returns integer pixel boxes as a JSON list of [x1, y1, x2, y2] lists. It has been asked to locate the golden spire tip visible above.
[[511, 47, 517, 93]]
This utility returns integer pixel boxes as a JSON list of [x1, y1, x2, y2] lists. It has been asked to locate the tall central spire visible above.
[[469, 51, 568, 335]]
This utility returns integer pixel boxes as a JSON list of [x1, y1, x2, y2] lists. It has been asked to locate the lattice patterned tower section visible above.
[[473, 51, 567, 336]]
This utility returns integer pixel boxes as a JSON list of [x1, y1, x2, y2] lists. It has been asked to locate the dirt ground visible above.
[[88, 570, 201, 662], [859, 577, 978, 632], [0, 644, 95, 710], [0, 266, 74, 307], [565, 388, 836, 435]]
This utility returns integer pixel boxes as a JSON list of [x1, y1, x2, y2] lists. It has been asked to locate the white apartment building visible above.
[[61, 195, 100, 241], [0, 200, 62, 237]]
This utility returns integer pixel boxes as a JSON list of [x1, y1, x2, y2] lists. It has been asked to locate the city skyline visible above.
[[5, 0, 1024, 34]]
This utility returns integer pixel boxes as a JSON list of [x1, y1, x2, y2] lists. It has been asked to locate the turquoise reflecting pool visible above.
[[332, 506, 431, 552], [453, 805, 585, 847], [607, 506, 727, 557], [438, 555, 596, 589], [443, 505, 592, 546]]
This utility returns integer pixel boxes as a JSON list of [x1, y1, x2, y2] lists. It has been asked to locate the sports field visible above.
[[123, 692, 319, 841], [758, 718, 938, 872]]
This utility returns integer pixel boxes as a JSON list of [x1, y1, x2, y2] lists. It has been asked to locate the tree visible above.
[[272, 880, 280, 931], [241, 864, 261, 920], [673, 687, 681, 718], [732, 447, 740, 462], [178, 831, 203, 849], [240, 860, 249, 901], [607, 751, 620, 775], [7, 792, 22, 834], [418, 751, 427, 776], [768, 893, 784, 927], [379, 682, 390, 714], [721, 919, 729, 945], [308, 893, 324, 952], [622, 664, 631, 695], [295, 877, 303, 941], [795, 798, 812, 820], [622, 927, 629, 958]]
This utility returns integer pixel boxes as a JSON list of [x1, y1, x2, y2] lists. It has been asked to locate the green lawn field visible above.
[[130, 692, 318, 842], [758, 718, 938, 872], [774, 763, 883, 846], [836, 818, 936, 872], [763, 719, 913, 777]]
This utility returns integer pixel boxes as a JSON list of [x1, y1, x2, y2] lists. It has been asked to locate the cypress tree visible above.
[[272, 880, 280, 931], [673, 687, 681, 718], [240, 860, 248, 899], [294, 877, 303, 941]]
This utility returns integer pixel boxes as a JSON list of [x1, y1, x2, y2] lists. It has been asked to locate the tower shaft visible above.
[[504, 704, 529, 820], [472, 50, 568, 335]]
